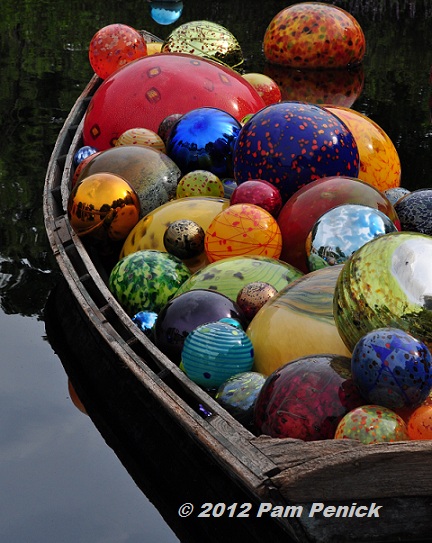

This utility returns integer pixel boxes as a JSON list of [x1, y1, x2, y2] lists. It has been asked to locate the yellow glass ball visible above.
[[68, 172, 141, 242]]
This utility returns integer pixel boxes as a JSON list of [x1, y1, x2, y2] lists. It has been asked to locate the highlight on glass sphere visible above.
[[88, 23, 148, 79]]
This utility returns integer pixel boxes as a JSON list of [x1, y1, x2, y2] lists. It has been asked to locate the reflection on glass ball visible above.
[[306, 204, 398, 271], [67, 172, 141, 242], [149, 1, 183, 25]]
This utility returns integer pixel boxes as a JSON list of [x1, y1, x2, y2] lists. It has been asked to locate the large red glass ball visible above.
[[277, 176, 400, 272], [88, 24, 148, 80], [83, 53, 266, 150]]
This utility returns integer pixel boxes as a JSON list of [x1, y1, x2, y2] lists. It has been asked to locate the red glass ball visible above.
[[230, 179, 282, 217], [83, 53, 265, 150]]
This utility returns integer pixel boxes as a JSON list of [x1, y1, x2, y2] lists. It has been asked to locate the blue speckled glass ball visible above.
[[351, 327, 432, 409], [181, 321, 254, 388], [233, 101, 360, 203], [73, 145, 98, 167], [215, 371, 266, 428], [166, 107, 241, 178]]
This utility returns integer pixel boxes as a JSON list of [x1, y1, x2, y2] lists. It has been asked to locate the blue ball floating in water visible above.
[[150, 1, 183, 25], [233, 101, 359, 203], [351, 327, 432, 409], [181, 321, 254, 388]]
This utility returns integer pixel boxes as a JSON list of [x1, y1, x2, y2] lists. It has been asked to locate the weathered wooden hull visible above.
[[43, 69, 432, 543]]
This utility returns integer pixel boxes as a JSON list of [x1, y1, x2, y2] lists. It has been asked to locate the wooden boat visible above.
[[43, 48, 432, 543]]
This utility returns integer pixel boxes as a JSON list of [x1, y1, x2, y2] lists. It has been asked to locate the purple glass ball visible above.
[[153, 289, 247, 364]]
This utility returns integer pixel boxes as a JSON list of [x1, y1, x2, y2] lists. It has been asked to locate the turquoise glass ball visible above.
[[181, 321, 254, 388]]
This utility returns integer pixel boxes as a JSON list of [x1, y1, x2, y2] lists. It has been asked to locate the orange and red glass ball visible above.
[[242, 73, 282, 106], [263, 3, 366, 69], [83, 53, 265, 150], [88, 24, 148, 80], [204, 203, 282, 262]]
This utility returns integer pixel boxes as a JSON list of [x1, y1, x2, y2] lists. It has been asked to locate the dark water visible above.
[[0, 1, 431, 541]]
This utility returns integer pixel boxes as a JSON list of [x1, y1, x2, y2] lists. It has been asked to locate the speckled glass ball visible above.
[[132, 310, 158, 337], [161, 20, 244, 70], [230, 179, 283, 218], [233, 102, 359, 203], [109, 249, 191, 316], [334, 232, 432, 352], [88, 24, 148, 80], [182, 321, 254, 388], [407, 404, 432, 439], [306, 203, 398, 271], [175, 255, 302, 301], [73, 145, 98, 167], [263, 3, 366, 68], [115, 128, 166, 153], [324, 105, 401, 192], [216, 371, 266, 428], [67, 172, 141, 242], [254, 354, 364, 441], [236, 281, 278, 321], [394, 189, 432, 235], [204, 203, 283, 262], [154, 289, 247, 365], [163, 219, 205, 260], [384, 187, 411, 206], [176, 170, 225, 198], [351, 327, 432, 409], [166, 107, 242, 179], [334, 405, 409, 444]]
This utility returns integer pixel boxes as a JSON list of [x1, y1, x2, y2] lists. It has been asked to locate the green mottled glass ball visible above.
[[109, 249, 191, 316]]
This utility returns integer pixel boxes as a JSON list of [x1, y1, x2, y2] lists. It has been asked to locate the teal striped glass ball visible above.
[[181, 321, 254, 388]]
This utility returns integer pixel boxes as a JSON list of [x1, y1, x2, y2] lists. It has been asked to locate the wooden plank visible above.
[[254, 435, 432, 501]]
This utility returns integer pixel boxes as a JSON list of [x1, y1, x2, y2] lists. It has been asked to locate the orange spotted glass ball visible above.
[[204, 203, 282, 263], [263, 3, 366, 69], [88, 24, 148, 80], [407, 404, 432, 440]]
